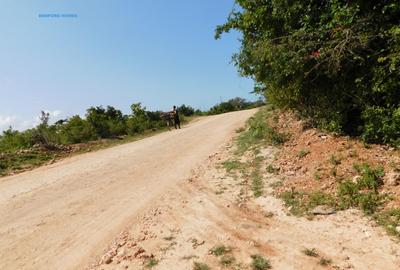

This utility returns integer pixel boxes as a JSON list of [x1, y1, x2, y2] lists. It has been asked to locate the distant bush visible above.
[[208, 97, 265, 115], [60, 115, 97, 144], [126, 103, 166, 134], [86, 106, 127, 138], [178, 104, 195, 116], [0, 128, 33, 152], [0, 98, 256, 155]]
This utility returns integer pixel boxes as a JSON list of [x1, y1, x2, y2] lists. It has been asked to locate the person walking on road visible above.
[[172, 105, 181, 129]]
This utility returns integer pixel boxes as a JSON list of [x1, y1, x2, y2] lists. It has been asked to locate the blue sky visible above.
[[0, 0, 255, 131]]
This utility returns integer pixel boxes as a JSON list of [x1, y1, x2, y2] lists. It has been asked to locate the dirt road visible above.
[[0, 109, 256, 270]]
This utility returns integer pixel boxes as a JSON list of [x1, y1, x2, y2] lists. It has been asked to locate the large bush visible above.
[[86, 106, 127, 138], [216, 0, 400, 145], [60, 115, 97, 144], [0, 128, 33, 152], [178, 104, 195, 116], [126, 103, 165, 134]]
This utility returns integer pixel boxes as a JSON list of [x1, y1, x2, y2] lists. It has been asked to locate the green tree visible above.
[[216, 0, 400, 145], [86, 106, 126, 138], [126, 103, 149, 134], [31, 111, 57, 147], [178, 104, 195, 116], [0, 127, 32, 152], [60, 115, 96, 144]]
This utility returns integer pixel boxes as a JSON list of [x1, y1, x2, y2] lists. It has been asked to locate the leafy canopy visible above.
[[216, 0, 400, 145]]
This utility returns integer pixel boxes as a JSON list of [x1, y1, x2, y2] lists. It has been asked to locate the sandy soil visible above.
[[2, 108, 400, 270], [87, 139, 400, 269], [0, 110, 256, 270]]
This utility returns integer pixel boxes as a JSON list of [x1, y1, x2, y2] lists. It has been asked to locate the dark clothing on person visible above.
[[173, 109, 181, 129]]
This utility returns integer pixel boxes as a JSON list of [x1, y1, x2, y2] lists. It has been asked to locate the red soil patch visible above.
[[271, 111, 400, 207]]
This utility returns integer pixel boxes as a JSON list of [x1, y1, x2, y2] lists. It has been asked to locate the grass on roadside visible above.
[[210, 245, 232, 256], [319, 257, 332, 266], [251, 254, 272, 270], [236, 106, 289, 154], [220, 255, 235, 267], [279, 163, 400, 238], [251, 156, 264, 197], [280, 190, 336, 216], [0, 150, 55, 176], [145, 258, 159, 268], [193, 262, 210, 270], [303, 248, 319, 257], [222, 160, 242, 172]]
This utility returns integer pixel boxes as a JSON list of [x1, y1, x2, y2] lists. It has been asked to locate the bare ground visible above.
[[0, 110, 255, 270], [87, 143, 400, 270], [1, 108, 399, 270]]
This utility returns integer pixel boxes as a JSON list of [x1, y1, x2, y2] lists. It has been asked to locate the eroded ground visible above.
[[89, 134, 400, 270]]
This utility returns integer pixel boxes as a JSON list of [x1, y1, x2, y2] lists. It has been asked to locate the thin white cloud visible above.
[[0, 115, 17, 130], [50, 110, 62, 117], [0, 110, 63, 133]]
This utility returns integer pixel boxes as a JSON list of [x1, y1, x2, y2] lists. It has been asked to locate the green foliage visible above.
[[0, 99, 258, 177], [251, 156, 264, 197], [319, 257, 332, 266], [0, 150, 54, 176], [126, 103, 167, 134], [86, 106, 126, 138], [266, 164, 278, 174], [237, 107, 288, 153], [145, 258, 159, 268], [374, 208, 400, 236], [193, 262, 210, 270], [280, 190, 307, 216], [220, 255, 235, 267], [297, 149, 310, 158], [222, 160, 242, 172], [280, 190, 335, 216], [337, 165, 386, 214], [209, 97, 265, 115], [303, 248, 318, 257], [210, 245, 232, 256], [0, 128, 33, 152], [251, 255, 271, 270], [178, 104, 195, 116], [217, 0, 400, 145], [59, 115, 96, 144]]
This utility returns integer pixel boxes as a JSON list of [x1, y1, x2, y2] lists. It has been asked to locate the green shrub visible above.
[[237, 107, 288, 152], [281, 190, 335, 216], [208, 97, 265, 115], [220, 255, 235, 267], [222, 160, 242, 172], [297, 149, 310, 158], [216, 1, 400, 145], [251, 255, 271, 270], [303, 248, 318, 257], [209, 245, 232, 256], [86, 106, 127, 138], [60, 115, 97, 144], [374, 208, 400, 236], [337, 165, 386, 214], [193, 262, 210, 270], [0, 128, 33, 152]]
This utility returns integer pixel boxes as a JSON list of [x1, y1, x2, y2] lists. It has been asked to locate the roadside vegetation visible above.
[[216, 0, 400, 240], [222, 104, 400, 241], [0, 98, 263, 176], [216, 1, 400, 146], [221, 106, 288, 198]]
